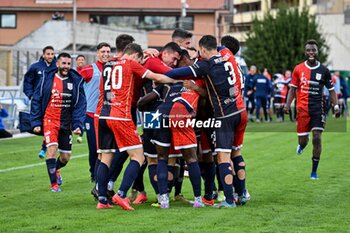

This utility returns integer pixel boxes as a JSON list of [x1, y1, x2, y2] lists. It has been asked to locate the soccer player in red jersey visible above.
[[284, 39, 340, 180], [31, 53, 86, 192], [96, 43, 177, 210]]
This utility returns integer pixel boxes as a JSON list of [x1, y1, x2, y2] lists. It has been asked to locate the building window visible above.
[[271, 0, 299, 9], [90, 14, 194, 30], [107, 16, 139, 28], [0, 13, 16, 28], [345, 6, 350, 24], [143, 16, 177, 30], [230, 23, 251, 32], [234, 2, 261, 13]]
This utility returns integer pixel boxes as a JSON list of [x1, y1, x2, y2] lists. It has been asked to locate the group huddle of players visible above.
[[85, 31, 249, 210]]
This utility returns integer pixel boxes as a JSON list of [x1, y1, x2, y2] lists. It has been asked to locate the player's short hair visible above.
[[172, 28, 193, 40], [97, 42, 111, 50], [221, 35, 240, 55], [116, 34, 135, 52], [259, 67, 265, 74], [162, 42, 182, 55], [304, 39, 318, 48], [57, 52, 71, 60], [122, 43, 143, 59], [76, 54, 85, 60], [180, 49, 190, 59], [42, 45, 54, 54], [199, 35, 217, 51]]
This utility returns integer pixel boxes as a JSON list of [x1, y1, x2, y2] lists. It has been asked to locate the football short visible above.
[[152, 102, 197, 150], [43, 119, 72, 153], [214, 110, 247, 152], [143, 128, 157, 158], [273, 97, 286, 107], [296, 108, 325, 135], [169, 145, 182, 158], [99, 118, 142, 153], [199, 128, 214, 155]]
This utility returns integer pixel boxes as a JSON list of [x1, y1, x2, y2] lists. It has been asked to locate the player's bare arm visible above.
[[284, 86, 296, 113], [137, 92, 158, 111], [183, 80, 207, 97], [329, 89, 340, 118]]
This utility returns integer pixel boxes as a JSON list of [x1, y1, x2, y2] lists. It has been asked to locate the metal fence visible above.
[[0, 47, 97, 130], [0, 46, 97, 86]]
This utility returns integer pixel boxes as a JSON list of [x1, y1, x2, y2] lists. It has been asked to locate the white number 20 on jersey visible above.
[[103, 65, 123, 90]]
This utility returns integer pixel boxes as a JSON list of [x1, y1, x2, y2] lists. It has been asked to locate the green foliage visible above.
[[0, 123, 349, 232], [243, 7, 328, 73]]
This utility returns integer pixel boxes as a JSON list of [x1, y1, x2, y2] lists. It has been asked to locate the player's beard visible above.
[[58, 67, 69, 77]]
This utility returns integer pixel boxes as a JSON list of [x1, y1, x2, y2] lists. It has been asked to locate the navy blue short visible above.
[[214, 111, 245, 153], [143, 128, 157, 158]]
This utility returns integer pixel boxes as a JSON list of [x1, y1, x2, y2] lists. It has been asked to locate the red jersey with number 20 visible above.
[[100, 59, 149, 120]]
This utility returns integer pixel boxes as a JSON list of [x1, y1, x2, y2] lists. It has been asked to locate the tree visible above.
[[243, 7, 328, 73]]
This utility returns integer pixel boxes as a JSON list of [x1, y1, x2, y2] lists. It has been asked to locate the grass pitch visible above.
[[0, 119, 349, 233]]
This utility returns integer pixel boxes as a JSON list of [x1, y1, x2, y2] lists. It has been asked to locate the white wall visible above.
[[317, 14, 350, 70]]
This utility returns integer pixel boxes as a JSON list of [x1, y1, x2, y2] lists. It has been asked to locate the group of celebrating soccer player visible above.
[[24, 27, 340, 211]]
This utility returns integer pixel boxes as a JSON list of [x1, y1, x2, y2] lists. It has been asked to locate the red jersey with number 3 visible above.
[[99, 59, 149, 120]]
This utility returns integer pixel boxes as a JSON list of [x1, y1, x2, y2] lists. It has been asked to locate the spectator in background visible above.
[[245, 65, 257, 121], [0, 104, 12, 138], [264, 68, 273, 121], [333, 71, 341, 98], [273, 71, 288, 122], [284, 70, 295, 121], [252, 67, 273, 122], [23, 45, 57, 159], [339, 75, 349, 116]]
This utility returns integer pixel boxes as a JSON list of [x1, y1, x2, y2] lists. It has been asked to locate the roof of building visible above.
[[0, 0, 227, 12]]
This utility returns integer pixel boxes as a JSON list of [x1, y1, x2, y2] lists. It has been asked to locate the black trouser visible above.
[[0, 129, 12, 138]]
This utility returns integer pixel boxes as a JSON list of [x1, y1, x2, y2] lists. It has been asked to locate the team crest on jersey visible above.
[[67, 83, 73, 90], [315, 73, 322, 81]]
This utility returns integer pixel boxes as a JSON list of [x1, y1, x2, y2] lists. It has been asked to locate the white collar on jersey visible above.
[[304, 60, 320, 70]]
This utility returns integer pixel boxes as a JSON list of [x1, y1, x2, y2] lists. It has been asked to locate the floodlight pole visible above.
[[72, 0, 77, 54], [180, 0, 187, 29]]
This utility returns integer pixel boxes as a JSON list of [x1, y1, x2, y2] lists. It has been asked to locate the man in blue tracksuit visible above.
[[23, 45, 57, 158], [252, 67, 273, 122], [30, 52, 86, 192], [244, 65, 257, 121]]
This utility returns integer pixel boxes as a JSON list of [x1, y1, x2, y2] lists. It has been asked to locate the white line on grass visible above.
[[0, 154, 87, 173]]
